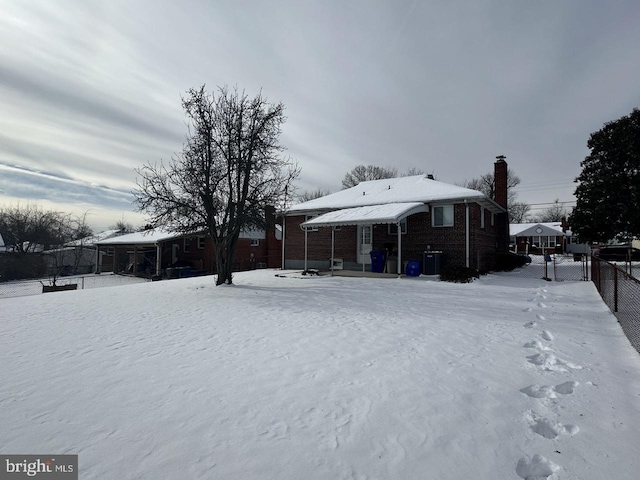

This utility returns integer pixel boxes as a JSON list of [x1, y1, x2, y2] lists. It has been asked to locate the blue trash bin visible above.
[[369, 250, 386, 273], [406, 261, 421, 276]]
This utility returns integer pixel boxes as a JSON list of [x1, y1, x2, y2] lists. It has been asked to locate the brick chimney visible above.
[[494, 155, 508, 208], [494, 155, 509, 254]]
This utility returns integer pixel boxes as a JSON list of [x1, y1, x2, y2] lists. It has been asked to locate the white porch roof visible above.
[[300, 202, 429, 228]]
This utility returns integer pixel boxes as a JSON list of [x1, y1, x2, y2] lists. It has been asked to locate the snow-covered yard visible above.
[[1, 270, 639, 479]]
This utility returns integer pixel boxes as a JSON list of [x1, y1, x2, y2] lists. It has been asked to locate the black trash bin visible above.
[[370, 250, 386, 273], [423, 251, 444, 275]]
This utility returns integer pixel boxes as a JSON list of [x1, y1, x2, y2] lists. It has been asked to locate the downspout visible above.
[[281, 215, 286, 270], [331, 227, 335, 276], [397, 221, 402, 276], [465, 200, 470, 268]]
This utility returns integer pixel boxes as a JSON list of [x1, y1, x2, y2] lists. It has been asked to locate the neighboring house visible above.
[[510, 222, 565, 254], [96, 209, 282, 277], [282, 158, 510, 273]]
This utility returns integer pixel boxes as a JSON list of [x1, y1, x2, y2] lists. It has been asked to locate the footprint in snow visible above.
[[523, 307, 533, 312], [526, 352, 582, 372], [520, 381, 579, 399], [541, 330, 554, 341], [523, 340, 551, 351], [531, 416, 580, 439], [524, 321, 537, 329], [537, 302, 547, 308], [516, 454, 560, 480], [536, 314, 546, 321]]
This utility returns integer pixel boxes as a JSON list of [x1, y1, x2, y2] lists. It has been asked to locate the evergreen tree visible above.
[[570, 108, 640, 242]]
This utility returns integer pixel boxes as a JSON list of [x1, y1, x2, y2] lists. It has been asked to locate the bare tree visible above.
[[460, 168, 525, 221], [297, 187, 331, 203], [135, 85, 299, 285], [0, 204, 74, 252], [532, 199, 568, 223], [341, 165, 398, 189], [341, 165, 427, 189], [110, 219, 136, 234], [509, 202, 531, 223]]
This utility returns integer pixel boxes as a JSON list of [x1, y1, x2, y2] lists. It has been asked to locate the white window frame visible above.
[[432, 205, 454, 227], [183, 237, 191, 253], [388, 218, 407, 235], [197, 236, 206, 249], [250, 239, 260, 247]]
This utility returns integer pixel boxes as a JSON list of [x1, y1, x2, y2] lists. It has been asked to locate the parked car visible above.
[[594, 246, 640, 261]]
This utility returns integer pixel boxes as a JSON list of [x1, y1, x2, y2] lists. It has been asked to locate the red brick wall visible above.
[[285, 203, 502, 272]]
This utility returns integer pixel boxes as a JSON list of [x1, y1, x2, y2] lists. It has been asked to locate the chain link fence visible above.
[[509, 254, 589, 282], [0, 273, 150, 300], [591, 257, 640, 353]]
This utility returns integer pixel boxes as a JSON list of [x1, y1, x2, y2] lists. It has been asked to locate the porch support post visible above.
[[304, 223, 308, 272], [397, 221, 402, 276], [465, 200, 470, 268], [156, 242, 161, 277], [281, 216, 286, 270], [331, 227, 335, 276], [133, 246, 138, 275]]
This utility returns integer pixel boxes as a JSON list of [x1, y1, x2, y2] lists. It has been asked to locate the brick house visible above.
[[510, 222, 566, 254], [283, 158, 509, 274], [97, 208, 282, 277]]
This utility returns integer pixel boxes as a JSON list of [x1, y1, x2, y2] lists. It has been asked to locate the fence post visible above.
[[613, 266, 618, 312]]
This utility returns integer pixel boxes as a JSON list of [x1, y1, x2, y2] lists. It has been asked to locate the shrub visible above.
[[439, 265, 480, 283], [495, 252, 531, 272]]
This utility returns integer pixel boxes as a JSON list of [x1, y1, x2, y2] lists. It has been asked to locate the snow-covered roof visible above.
[[66, 229, 123, 247], [301, 202, 429, 228], [287, 175, 505, 215], [510, 222, 564, 237], [97, 228, 266, 245], [97, 229, 182, 245]]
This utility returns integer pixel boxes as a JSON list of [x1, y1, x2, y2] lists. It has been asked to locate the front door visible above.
[[357, 225, 372, 264]]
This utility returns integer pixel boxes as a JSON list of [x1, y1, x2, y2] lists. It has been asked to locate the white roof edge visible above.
[[301, 202, 429, 228]]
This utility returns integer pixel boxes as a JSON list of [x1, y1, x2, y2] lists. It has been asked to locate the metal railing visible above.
[[592, 257, 640, 353]]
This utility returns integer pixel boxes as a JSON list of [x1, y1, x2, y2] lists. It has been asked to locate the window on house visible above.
[[197, 236, 205, 249], [432, 205, 454, 227], [388, 218, 407, 235], [183, 237, 191, 253], [106, 247, 114, 256], [250, 239, 260, 247], [480, 207, 485, 229], [304, 215, 318, 232], [531, 236, 557, 248]]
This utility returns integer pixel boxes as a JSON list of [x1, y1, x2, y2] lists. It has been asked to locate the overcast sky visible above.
[[1, 0, 639, 230]]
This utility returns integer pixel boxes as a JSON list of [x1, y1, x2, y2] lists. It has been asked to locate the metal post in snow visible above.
[[304, 223, 308, 272], [331, 227, 335, 277], [614, 266, 619, 312]]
